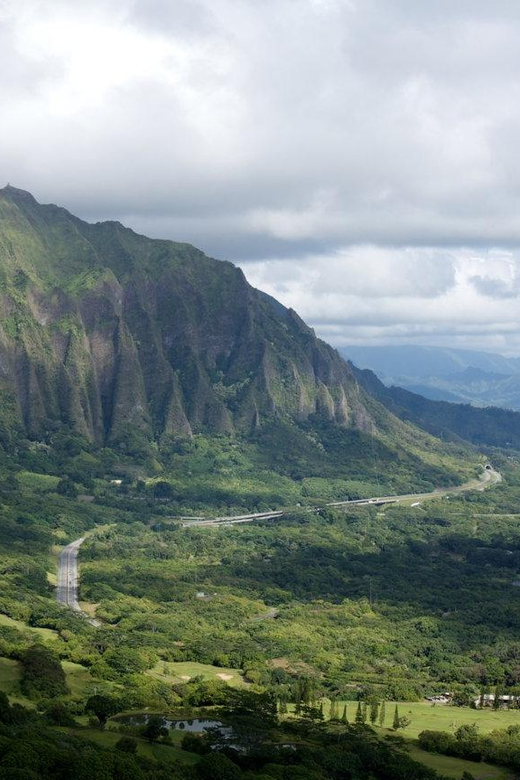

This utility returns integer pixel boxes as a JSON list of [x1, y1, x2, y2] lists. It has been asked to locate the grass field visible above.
[[408, 744, 514, 780], [147, 660, 246, 687], [0, 613, 58, 643], [66, 727, 199, 766], [380, 701, 520, 738]]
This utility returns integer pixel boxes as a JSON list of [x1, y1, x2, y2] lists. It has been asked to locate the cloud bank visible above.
[[2, 1, 520, 351]]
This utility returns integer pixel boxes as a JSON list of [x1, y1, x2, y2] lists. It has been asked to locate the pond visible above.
[[112, 714, 227, 733]]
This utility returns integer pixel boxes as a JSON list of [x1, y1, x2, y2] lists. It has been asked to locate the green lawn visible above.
[[380, 701, 520, 738], [408, 744, 514, 780], [147, 660, 245, 687], [73, 727, 199, 765]]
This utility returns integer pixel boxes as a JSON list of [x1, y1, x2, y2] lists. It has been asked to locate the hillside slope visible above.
[[0, 186, 478, 492], [351, 362, 520, 450], [0, 186, 374, 447]]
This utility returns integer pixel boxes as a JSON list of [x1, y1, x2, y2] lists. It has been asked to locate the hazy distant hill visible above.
[[350, 361, 520, 450], [340, 344, 520, 410]]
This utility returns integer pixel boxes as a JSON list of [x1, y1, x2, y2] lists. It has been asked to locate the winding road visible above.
[[57, 466, 501, 617]]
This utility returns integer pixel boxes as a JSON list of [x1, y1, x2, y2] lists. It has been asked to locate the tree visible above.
[[85, 695, 119, 727], [142, 715, 169, 743], [341, 704, 348, 723], [20, 645, 68, 699], [392, 705, 411, 731], [455, 723, 479, 741], [56, 477, 78, 498], [196, 753, 241, 780], [355, 701, 364, 724], [369, 698, 379, 725], [181, 732, 211, 755], [115, 736, 138, 754], [329, 697, 338, 721], [0, 691, 12, 724], [378, 700, 386, 728]]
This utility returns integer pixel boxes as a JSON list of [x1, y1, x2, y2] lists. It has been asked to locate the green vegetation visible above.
[[6, 187, 520, 776], [0, 431, 510, 777], [408, 745, 512, 780], [418, 722, 520, 773]]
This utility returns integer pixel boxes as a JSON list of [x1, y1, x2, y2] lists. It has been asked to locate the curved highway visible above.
[[57, 466, 501, 615]]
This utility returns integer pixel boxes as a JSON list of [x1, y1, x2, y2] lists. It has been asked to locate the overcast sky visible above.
[[3, 1, 520, 354]]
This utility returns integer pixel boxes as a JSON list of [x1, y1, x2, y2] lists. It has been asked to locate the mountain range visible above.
[[11, 185, 520, 498], [341, 344, 520, 410], [0, 185, 376, 448]]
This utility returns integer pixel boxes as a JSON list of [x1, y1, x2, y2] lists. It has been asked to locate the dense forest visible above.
[[0, 426, 518, 777]]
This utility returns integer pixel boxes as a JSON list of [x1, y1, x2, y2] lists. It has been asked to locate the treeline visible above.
[[0, 686, 448, 780], [419, 723, 520, 771]]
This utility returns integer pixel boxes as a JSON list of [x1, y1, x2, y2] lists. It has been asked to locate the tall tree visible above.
[[329, 697, 338, 721], [378, 700, 386, 728]]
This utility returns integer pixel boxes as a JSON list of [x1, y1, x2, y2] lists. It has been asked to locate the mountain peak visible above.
[[0, 184, 37, 201], [0, 190, 376, 445]]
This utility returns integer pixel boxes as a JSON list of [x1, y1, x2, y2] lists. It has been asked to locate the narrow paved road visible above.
[[56, 537, 85, 612]]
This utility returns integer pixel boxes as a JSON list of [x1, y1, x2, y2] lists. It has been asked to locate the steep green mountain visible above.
[[0, 185, 373, 445], [0, 185, 474, 493]]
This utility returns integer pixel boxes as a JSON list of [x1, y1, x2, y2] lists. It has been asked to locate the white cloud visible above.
[[241, 248, 520, 353], [4, 1, 520, 350]]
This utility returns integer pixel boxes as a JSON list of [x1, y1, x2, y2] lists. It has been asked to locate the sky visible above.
[[3, 1, 520, 354]]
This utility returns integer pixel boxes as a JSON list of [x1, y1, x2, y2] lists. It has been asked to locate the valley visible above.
[[1, 188, 520, 779]]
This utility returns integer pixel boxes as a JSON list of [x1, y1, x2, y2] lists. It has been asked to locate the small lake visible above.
[[113, 714, 225, 732]]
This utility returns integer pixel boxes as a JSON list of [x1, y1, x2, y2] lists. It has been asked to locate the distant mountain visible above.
[[341, 344, 519, 377], [340, 344, 520, 411], [350, 362, 520, 450]]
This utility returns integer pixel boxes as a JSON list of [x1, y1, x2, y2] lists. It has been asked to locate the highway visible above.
[[56, 537, 85, 612], [57, 466, 501, 615], [182, 466, 502, 527]]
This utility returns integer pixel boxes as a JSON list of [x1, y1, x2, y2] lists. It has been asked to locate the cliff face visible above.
[[0, 186, 373, 447]]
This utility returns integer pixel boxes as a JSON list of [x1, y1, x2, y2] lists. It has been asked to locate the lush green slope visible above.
[[0, 185, 373, 446], [0, 185, 481, 496]]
